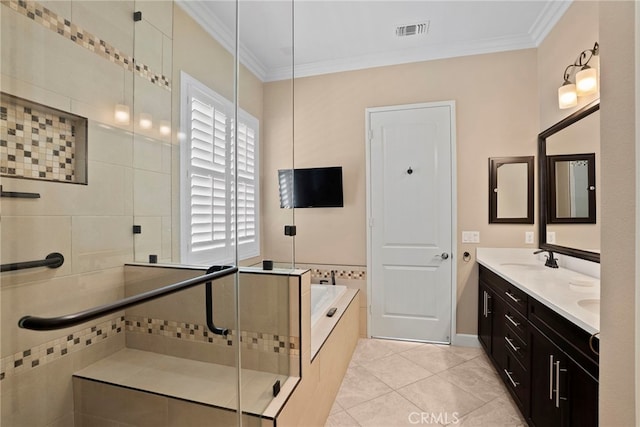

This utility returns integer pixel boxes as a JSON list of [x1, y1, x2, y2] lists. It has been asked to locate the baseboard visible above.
[[453, 333, 481, 347]]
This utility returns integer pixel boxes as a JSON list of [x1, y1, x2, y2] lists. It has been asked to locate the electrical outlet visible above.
[[525, 231, 534, 244], [547, 231, 556, 244]]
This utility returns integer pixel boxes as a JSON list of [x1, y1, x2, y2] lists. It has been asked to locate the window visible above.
[[180, 72, 259, 265]]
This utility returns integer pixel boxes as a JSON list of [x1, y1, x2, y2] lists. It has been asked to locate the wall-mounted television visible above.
[[278, 166, 344, 208]]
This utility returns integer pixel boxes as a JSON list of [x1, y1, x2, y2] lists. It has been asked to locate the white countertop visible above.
[[476, 248, 600, 335]]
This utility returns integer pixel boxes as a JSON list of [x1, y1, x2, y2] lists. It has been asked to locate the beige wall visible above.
[[599, 1, 637, 425], [263, 49, 539, 335]]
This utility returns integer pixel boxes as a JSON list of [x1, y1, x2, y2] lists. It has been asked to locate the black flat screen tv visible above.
[[278, 166, 344, 208]]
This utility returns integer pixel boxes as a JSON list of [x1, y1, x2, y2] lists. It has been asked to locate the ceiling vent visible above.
[[395, 21, 429, 37]]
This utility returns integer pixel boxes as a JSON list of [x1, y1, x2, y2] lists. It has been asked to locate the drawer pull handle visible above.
[[505, 336, 520, 352], [505, 291, 521, 303], [504, 314, 520, 327], [504, 369, 519, 388]]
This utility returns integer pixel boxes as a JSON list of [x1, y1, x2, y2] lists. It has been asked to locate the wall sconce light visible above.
[[114, 104, 130, 125], [159, 120, 171, 136], [558, 42, 599, 109], [139, 113, 153, 129]]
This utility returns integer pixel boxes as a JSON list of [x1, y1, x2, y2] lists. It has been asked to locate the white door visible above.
[[367, 102, 454, 343]]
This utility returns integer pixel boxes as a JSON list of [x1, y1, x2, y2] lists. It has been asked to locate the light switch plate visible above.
[[525, 231, 534, 244], [462, 231, 480, 243]]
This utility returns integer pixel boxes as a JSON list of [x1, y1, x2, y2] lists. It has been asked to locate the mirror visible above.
[[538, 101, 600, 263], [547, 153, 596, 223], [489, 156, 534, 224]]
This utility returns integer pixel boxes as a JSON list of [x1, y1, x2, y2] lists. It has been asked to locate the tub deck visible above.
[[74, 348, 289, 416]]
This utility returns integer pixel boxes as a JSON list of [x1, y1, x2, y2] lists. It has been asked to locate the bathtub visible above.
[[311, 284, 347, 327]]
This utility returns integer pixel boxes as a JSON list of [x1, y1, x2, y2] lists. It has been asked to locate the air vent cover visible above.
[[396, 21, 429, 37]]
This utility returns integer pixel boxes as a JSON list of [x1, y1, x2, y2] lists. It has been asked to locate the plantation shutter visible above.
[[181, 72, 260, 265]]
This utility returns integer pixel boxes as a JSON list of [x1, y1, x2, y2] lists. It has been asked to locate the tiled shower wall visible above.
[[123, 265, 300, 377], [0, 1, 173, 426]]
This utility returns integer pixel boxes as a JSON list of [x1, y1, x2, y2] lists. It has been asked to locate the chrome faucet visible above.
[[534, 249, 559, 268]]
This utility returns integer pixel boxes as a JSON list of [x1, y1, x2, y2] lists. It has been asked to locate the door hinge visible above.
[[368, 129, 373, 142], [369, 217, 374, 228]]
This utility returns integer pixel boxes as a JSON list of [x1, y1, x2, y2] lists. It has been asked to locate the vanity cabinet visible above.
[[478, 265, 599, 426], [478, 267, 529, 413]]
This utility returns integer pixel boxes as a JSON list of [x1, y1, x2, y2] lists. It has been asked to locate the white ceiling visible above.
[[178, 0, 572, 82]]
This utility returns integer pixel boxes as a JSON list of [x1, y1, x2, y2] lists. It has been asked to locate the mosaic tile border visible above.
[[1, 314, 299, 381], [125, 315, 300, 356], [310, 268, 366, 281], [0, 316, 124, 382], [3, 0, 171, 90]]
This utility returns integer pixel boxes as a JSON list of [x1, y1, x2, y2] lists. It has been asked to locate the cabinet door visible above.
[[564, 356, 598, 427], [529, 326, 563, 427], [478, 282, 492, 353]]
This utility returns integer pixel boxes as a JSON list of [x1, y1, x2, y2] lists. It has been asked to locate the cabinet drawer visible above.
[[504, 328, 528, 366], [503, 305, 528, 341], [479, 266, 528, 316], [503, 353, 529, 412]]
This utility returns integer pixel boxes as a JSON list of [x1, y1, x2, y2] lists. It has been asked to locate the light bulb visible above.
[[139, 113, 153, 130], [159, 120, 171, 135], [576, 67, 598, 96], [114, 104, 130, 125], [558, 83, 577, 109]]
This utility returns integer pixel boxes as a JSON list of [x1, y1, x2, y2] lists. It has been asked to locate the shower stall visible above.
[[0, 1, 312, 425]]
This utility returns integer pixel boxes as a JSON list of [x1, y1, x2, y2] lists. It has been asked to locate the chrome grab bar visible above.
[[18, 266, 238, 331]]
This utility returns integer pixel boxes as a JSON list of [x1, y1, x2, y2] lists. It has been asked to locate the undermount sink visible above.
[[578, 298, 600, 314], [499, 262, 544, 271]]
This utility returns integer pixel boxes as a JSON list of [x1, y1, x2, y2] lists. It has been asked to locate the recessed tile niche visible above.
[[0, 93, 88, 184]]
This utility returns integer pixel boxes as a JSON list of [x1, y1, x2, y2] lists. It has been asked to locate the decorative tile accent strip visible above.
[[3, 0, 171, 90], [310, 268, 366, 281], [0, 316, 124, 381], [125, 315, 300, 356], [1, 96, 80, 182]]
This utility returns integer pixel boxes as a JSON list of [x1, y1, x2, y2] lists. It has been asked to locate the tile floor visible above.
[[325, 338, 527, 427]]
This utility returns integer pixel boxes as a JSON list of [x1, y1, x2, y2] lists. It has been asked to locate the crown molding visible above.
[[529, 0, 573, 46], [176, 1, 268, 82], [267, 34, 537, 82]]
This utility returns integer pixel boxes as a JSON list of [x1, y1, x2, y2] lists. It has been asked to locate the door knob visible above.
[[441, 253, 449, 260]]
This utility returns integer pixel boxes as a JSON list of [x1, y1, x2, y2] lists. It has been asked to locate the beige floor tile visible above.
[[325, 410, 361, 427], [346, 391, 424, 427], [335, 365, 393, 409], [330, 400, 344, 415], [441, 345, 485, 361], [396, 375, 485, 419], [436, 359, 509, 403], [350, 339, 423, 365], [456, 398, 527, 426], [359, 353, 434, 389], [400, 344, 467, 373]]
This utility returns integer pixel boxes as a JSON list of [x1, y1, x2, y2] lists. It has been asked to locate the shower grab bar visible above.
[[18, 265, 238, 331], [1, 252, 64, 273]]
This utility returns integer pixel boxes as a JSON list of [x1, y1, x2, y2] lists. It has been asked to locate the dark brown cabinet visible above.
[[478, 265, 599, 426]]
